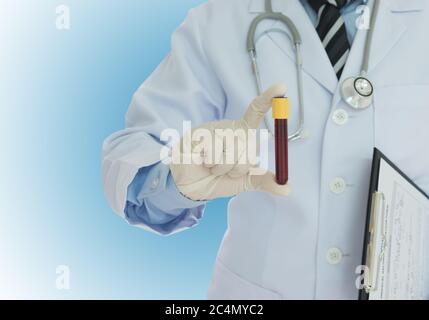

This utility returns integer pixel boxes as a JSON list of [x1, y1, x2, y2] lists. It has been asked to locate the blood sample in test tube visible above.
[[272, 97, 289, 185]]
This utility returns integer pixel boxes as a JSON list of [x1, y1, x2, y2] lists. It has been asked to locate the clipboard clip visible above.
[[363, 191, 388, 294]]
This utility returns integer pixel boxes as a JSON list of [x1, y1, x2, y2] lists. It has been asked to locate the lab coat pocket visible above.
[[207, 259, 282, 300], [374, 84, 429, 191]]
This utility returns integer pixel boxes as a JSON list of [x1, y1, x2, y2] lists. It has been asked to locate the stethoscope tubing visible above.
[[248, 0, 380, 141]]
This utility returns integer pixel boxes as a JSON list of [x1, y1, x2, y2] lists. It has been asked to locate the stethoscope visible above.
[[247, 0, 380, 141]]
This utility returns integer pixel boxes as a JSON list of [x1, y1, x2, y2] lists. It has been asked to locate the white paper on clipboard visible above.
[[368, 158, 429, 300]]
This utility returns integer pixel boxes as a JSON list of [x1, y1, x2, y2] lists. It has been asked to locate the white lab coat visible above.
[[102, 0, 429, 299]]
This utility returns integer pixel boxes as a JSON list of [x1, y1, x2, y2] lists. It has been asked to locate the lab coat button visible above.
[[333, 109, 349, 126], [330, 177, 346, 194], [327, 248, 343, 265]]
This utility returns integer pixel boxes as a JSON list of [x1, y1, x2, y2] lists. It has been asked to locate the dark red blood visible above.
[[275, 119, 288, 185]]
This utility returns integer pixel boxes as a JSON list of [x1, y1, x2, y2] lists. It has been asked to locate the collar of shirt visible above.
[[299, 0, 368, 43], [300, 0, 368, 13]]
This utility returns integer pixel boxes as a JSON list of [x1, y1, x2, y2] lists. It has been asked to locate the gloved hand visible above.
[[170, 84, 291, 201]]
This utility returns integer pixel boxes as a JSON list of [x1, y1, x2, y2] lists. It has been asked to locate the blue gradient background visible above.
[[0, 0, 229, 299]]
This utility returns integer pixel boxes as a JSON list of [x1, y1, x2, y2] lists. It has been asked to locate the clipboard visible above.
[[359, 148, 429, 300]]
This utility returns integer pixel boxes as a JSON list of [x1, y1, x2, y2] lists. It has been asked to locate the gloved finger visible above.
[[209, 128, 243, 176], [170, 160, 209, 186], [178, 174, 243, 201], [227, 148, 251, 178], [202, 123, 229, 169], [243, 83, 287, 129], [207, 174, 250, 198], [201, 145, 220, 169], [249, 171, 291, 196], [208, 170, 290, 198], [212, 145, 249, 177], [211, 133, 255, 177], [228, 163, 251, 178], [211, 163, 235, 177]]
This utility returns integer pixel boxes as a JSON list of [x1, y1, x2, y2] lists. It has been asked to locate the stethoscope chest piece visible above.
[[341, 76, 374, 110]]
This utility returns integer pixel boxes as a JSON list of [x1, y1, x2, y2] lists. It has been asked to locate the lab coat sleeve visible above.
[[102, 6, 225, 233], [125, 162, 206, 235]]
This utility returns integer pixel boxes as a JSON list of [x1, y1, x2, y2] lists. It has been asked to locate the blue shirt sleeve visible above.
[[125, 162, 206, 235]]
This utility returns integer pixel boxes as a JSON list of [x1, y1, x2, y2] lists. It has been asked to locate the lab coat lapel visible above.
[[365, 0, 425, 73], [366, 0, 408, 73], [248, 0, 338, 94]]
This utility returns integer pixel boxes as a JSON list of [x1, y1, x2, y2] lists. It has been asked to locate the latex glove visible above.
[[170, 84, 291, 201]]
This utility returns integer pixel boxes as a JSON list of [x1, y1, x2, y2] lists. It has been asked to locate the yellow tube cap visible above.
[[272, 97, 289, 120]]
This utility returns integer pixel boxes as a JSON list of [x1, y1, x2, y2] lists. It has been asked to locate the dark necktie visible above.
[[308, 0, 351, 79]]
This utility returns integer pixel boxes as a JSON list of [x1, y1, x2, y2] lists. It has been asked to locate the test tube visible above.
[[272, 97, 289, 185]]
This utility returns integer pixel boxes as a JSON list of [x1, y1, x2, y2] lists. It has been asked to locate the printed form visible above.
[[369, 159, 429, 300]]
